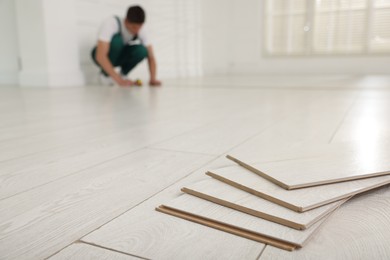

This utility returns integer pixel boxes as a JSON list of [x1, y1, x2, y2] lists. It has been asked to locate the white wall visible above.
[[202, 0, 390, 76], [0, 0, 19, 85], [0, 0, 85, 87], [15, 0, 84, 87], [201, 0, 231, 75], [76, 0, 203, 84], [42, 0, 84, 86]]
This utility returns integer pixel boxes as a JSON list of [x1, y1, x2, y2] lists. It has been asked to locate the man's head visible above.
[[125, 6, 145, 35]]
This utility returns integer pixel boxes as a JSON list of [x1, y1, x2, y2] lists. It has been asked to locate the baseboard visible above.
[[19, 69, 85, 87]]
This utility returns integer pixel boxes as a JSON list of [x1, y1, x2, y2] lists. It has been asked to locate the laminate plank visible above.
[[227, 139, 356, 167], [82, 157, 265, 260], [0, 87, 245, 162], [207, 165, 390, 212], [156, 205, 296, 251], [227, 142, 390, 189], [0, 149, 211, 259], [332, 117, 390, 144], [49, 243, 140, 260], [259, 185, 390, 260], [0, 118, 205, 199], [1, 87, 307, 201], [0, 87, 230, 141], [151, 109, 287, 155], [151, 91, 355, 155], [0, 116, 207, 163], [160, 193, 329, 248], [182, 178, 347, 230], [331, 97, 390, 144], [0, 77, 386, 259]]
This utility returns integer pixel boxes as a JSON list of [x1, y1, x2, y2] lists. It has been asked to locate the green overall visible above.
[[91, 16, 148, 76]]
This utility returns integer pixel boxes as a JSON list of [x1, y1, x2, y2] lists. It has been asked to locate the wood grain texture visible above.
[[150, 110, 285, 155], [259, 185, 390, 260], [0, 77, 389, 259], [223, 94, 356, 165], [49, 243, 140, 260], [207, 165, 390, 212], [161, 193, 329, 247], [156, 205, 296, 251], [332, 96, 390, 144], [0, 149, 211, 260], [182, 178, 346, 230], [227, 142, 390, 189], [0, 118, 205, 200], [0, 85, 256, 163], [82, 160, 265, 260]]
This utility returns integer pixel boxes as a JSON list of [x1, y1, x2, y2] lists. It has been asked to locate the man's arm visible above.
[[96, 40, 133, 86], [146, 45, 162, 86]]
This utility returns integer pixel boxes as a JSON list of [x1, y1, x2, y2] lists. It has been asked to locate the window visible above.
[[264, 0, 390, 55]]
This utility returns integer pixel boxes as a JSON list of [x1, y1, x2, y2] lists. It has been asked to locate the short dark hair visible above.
[[126, 6, 145, 23]]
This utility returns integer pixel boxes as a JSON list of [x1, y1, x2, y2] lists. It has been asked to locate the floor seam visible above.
[[146, 146, 217, 156], [256, 245, 268, 260], [328, 94, 359, 144], [0, 144, 214, 202], [77, 155, 220, 241], [0, 146, 150, 202], [43, 155, 220, 260], [45, 240, 150, 260]]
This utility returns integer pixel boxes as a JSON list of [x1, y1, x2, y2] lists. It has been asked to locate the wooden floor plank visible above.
[[0, 77, 389, 259], [224, 93, 356, 162], [227, 142, 390, 189], [160, 193, 329, 247], [0, 149, 211, 259], [332, 97, 390, 144], [156, 205, 297, 251], [0, 118, 206, 199], [82, 158, 265, 260], [151, 109, 287, 155], [207, 165, 390, 212], [259, 185, 390, 260], [49, 243, 140, 260], [182, 178, 346, 230], [0, 87, 254, 162]]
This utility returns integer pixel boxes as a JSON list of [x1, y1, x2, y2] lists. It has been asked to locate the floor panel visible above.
[[82, 158, 265, 260], [49, 243, 141, 260], [0, 149, 211, 259], [259, 185, 390, 260], [0, 76, 389, 259]]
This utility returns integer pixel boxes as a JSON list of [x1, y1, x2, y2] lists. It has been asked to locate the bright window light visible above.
[[264, 0, 390, 55]]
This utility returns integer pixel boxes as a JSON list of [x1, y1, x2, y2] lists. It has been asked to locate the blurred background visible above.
[[1, 0, 390, 87]]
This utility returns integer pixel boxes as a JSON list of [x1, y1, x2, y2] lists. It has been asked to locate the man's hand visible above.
[[116, 77, 134, 87], [149, 79, 162, 86]]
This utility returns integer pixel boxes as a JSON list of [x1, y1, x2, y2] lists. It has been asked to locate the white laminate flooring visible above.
[[160, 193, 330, 248], [182, 178, 346, 230], [49, 243, 141, 260], [208, 165, 390, 212], [81, 158, 266, 260], [0, 75, 389, 259], [259, 184, 390, 260], [0, 149, 211, 259], [227, 143, 390, 189]]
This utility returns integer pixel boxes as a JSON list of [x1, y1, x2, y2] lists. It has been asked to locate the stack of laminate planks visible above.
[[156, 143, 390, 251]]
